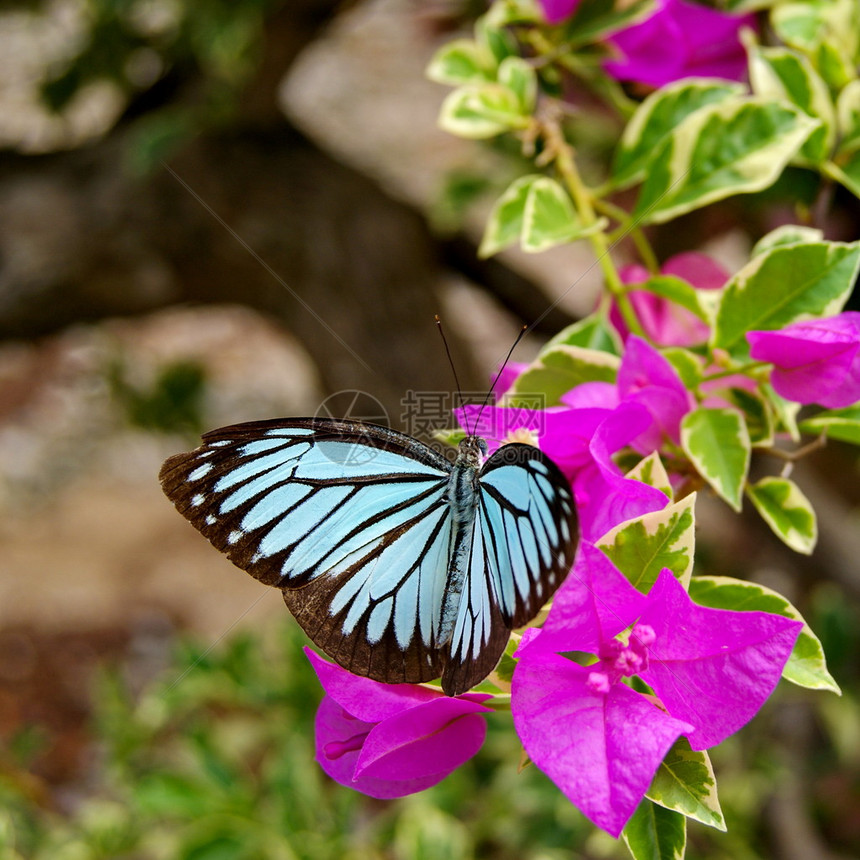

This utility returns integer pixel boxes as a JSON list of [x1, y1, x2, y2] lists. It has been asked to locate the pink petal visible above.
[[355, 697, 490, 780], [573, 401, 668, 539], [618, 337, 691, 401], [305, 648, 440, 722], [605, 0, 752, 88], [618, 264, 651, 285], [639, 570, 802, 750], [455, 404, 545, 453], [573, 461, 668, 542], [314, 695, 447, 798], [612, 254, 725, 346], [605, 1, 684, 88], [618, 337, 694, 449], [539, 0, 582, 24], [560, 381, 620, 410], [661, 252, 728, 290], [625, 387, 692, 450], [540, 407, 615, 480], [748, 317, 860, 408], [512, 650, 693, 837], [524, 541, 650, 656]]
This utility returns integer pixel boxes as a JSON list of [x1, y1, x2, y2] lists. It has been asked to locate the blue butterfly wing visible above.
[[442, 443, 578, 695], [160, 418, 454, 683], [161, 422, 578, 695]]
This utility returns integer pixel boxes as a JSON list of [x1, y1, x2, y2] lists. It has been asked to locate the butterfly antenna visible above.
[[435, 315, 469, 434], [476, 324, 528, 429]]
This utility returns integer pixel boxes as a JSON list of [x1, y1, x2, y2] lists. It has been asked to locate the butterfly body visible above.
[[160, 418, 577, 695]]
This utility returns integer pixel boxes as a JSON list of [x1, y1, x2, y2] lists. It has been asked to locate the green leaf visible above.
[[827, 150, 860, 199], [479, 175, 541, 257], [747, 44, 835, 164], [598, 494, 695, 591], [836, 79, 860, 156], [799, 404, 860, 444], [484, 0, 542, 28], [680, 408, 750, 511], [511, 344, 620, 405], [764, 383, 802, 442], [491, 635, 520, 686], [719, 387, 774, 447], [498, 57, 537, 113], [663, 348, 704, 390], [564, 0, 657, 45], [426, 39, 493, 86], [394, 806, 471, 860], [647, 737, 726, 832], [481, 176, 606, 256], [772, 0, 859, 91], [612, 79, 745, 190], [135, 774, 211, 817], [633, 275, 712, 324], [747, 476, 817, 554], [438, 82, 530, 139], [724, 0, 781, 9], [543, 312, 623, 355], [633, 99, 820, 225], [622, 800, 686, 860], [476, 16, 519, 67], [751, 224, 824, 257], [712, 240, 860, 356], [522, 177, 606, 252], [625, 452, 673, 499], [689, 575, 841, 694]]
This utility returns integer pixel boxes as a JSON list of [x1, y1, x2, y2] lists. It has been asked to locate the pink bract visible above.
[[747, 313, 860, 408], [512, 546, 802, 835], [306, 649, 491, 799], [612, 252, 729, 346], [538, 0, 583, 25], [604, 0, 754, 89]]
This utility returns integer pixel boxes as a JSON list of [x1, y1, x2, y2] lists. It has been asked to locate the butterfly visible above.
[[160, 417, 578, 695]]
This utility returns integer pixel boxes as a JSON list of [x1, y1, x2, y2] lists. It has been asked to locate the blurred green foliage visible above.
[[38, 0, 277, 109], [1, 606, 858, 860], [6, 0, 288, 169], [0, 623, 599, 860], [108, 357, 208, 436]]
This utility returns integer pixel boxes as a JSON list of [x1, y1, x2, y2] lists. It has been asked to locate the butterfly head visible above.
[[456, 435, 488, 469]]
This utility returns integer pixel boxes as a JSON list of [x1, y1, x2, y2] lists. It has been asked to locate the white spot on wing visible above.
[[228, 530, 242, 545], [205, 515, 217, 525], [191, 494, 205, 507], [188, 463, 213, 481]]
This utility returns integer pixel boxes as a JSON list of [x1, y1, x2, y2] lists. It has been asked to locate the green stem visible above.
[[546, 122, 646, 338], [594, 198, 659, 273], [702, 361, 770, 383]]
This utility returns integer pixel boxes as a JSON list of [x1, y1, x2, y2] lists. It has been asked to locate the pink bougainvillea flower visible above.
[[566, 401, 668, 539], [538, 0, 583, 25], [307, 649, 491, 798], [512, 544, 802, 836], [617, 336, 695, 453], [604, 0, 754, 89], [747, 313, 860, 408], [455, 401, 667, 540], [612, 252, 729, 346]]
